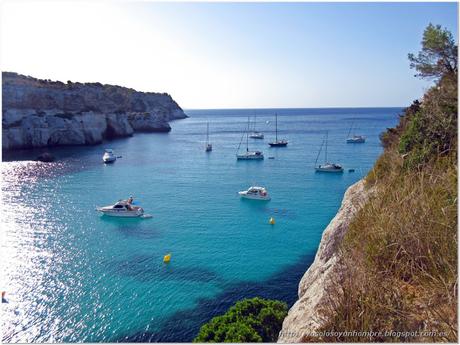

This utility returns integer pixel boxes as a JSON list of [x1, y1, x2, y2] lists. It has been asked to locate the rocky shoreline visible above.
[[2, 72, 187, 151], [278, 180, 371, 343]]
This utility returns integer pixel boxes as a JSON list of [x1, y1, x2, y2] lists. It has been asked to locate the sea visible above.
[[1, 107, 401, 342]]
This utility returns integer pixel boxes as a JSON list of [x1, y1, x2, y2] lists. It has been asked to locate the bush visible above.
[[193, 297, 288, 342]]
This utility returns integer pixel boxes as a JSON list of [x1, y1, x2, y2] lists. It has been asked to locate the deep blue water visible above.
[[1, 108, 401, 342]]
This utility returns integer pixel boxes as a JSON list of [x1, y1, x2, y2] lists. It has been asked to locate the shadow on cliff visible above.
[[117, 252, 316, 342]]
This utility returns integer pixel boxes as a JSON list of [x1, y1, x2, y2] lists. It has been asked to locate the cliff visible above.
[[278, 180, 371, 342], [2, 72, 187, 150], [279, 24, 457, 341]]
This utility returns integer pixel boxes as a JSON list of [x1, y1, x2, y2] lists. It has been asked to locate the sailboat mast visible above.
[[347, 121, 353, 138], [206, 122, 209, 144], [246, 117, 249, 152], [325, 131, 328, 162], [275, 113, 278, 141]]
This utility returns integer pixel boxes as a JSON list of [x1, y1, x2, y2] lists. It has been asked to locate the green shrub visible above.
[[193, 297, 288, 343]]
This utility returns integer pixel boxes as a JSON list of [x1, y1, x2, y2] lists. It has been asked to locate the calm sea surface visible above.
[[1, 108, 401, 342]]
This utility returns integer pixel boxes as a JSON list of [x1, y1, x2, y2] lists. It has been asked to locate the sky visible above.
[[1, 1, 458, 109]]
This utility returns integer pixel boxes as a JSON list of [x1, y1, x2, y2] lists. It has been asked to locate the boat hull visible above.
[[238, 192, 271, 201], [236, 152, 264, 160], [96, 205, 144, 217], [97, 210, 143, 217], [269, 142, 288, 147], [346, 137, 365, 143], [250, 133, 264, 139], [315, 167, 344, 173], [237, 155, 264, 160], [103, 158, 116, 163]]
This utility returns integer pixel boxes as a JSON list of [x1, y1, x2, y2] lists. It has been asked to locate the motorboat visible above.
[[96, 198, 145, 217], [268, 113, 288, 147], [315, 163, 344, 173], [238, 186, 271, 200], [314, 131, 343, 173], [346, 135, 366, 143], [236, 151, 264, 160], [103, 149, 116, 163], [236, 117, 264, 160]]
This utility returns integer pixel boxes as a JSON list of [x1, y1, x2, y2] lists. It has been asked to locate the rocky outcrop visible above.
[[278, 180, 371, 343], [2, 72, 187, 150]]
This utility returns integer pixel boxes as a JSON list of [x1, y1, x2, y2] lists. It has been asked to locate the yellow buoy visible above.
[[269, 217, 275, 225], [163, 253, 171, 263]]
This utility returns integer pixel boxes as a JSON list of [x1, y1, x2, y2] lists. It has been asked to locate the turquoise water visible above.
[[1, 108, 400, 342]]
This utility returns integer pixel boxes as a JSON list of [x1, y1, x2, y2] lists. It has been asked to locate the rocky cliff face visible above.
[[278, 180, 371, 343], [2, 72, 187, 150]]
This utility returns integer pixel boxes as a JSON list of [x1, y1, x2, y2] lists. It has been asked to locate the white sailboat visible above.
[[205, 122, 212, 152], [315, 131, 343, 173], [249, 114, 264, 139], [236, 117, 264, 160], [346, 121, 366, 143]]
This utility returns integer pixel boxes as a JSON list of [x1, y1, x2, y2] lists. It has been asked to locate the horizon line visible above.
[[183, 106, 406, 111]]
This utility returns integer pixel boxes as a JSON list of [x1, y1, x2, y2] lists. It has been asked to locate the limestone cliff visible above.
[[278, 180, 371, 343], [2, 72, 187, 150]]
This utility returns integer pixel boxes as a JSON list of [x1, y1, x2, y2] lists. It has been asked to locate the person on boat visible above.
[[127, 196, 134, 204]]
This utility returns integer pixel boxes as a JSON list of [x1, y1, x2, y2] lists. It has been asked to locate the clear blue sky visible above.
[[1, 1, 458, 108]]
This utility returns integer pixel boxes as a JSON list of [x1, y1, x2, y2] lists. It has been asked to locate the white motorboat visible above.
[[314, 131, 343, 173], [96, 198, 145, 217], [239, 186, 271, 200], [236, 117, 264, 160], [346, 121, 366, 143], [102, 149, 116, 163], [346, 135, 366, 143]]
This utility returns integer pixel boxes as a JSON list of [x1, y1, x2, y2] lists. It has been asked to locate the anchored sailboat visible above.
[[268, 113, 288, 147], [346, 121, 366, 143], [315, 131, 343, 173], [236, 117, 264, 160], [249, 114, 264, 139], [205, 122, 212, 152]]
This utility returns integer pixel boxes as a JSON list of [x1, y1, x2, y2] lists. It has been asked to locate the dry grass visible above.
[[315, 150, 457, 342]]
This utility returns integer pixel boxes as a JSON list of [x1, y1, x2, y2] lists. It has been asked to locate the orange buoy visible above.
[[163, 253, 171, 263], [269, 217, 275, 225]]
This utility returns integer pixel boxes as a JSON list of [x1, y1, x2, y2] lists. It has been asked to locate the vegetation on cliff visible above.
[[193, 297, 287, 342], [314, 24, 457, 342]]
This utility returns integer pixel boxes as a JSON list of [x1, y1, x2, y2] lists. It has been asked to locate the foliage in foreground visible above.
[[311, 24, 458, 342], [193, 297, 288, 342]]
